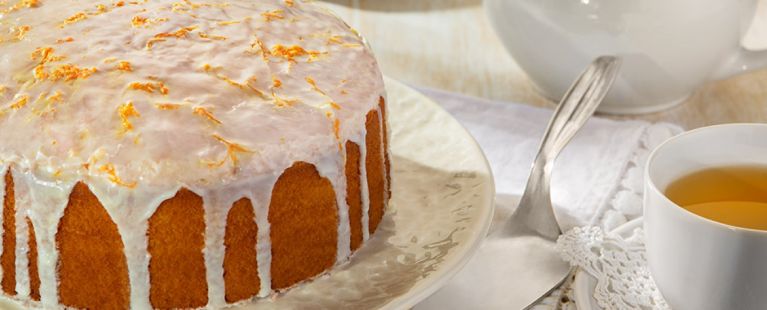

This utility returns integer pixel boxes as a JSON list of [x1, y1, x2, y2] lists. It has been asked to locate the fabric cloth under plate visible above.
[[411, 87, 683, 309]]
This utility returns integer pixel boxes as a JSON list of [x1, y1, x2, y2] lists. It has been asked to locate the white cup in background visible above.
[[485, 0, 767, 114], [644, 124, 767, 310]]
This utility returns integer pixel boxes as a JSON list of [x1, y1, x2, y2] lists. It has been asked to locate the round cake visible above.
[[0, 0, 389, 308]]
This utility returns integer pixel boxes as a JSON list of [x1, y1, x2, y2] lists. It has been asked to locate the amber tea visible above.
[[665, 165, 767, 231]]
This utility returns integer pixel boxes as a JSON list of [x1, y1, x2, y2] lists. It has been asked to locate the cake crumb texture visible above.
[[148, 188, 208, 308], [269, 161, 339, 290], [56, 182, 130, 309], [223, 198, 260, 303]]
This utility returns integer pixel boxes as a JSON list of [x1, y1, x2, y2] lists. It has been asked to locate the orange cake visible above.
[[0, 0, 389, 308]]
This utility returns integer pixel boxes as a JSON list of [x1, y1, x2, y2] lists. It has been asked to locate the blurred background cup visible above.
[[485, 0, 767, 114]]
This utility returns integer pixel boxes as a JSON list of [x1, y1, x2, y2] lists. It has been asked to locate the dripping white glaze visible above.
[[88, 180, 181, 310], [358, 127, 371, 242], [21, 173, 75, 307], [0, 0, 386, 308], [249, 176, 277, 298], [196, 187, 236, 308], [313, 145, 350, 264], [12, 172, 30, 300]]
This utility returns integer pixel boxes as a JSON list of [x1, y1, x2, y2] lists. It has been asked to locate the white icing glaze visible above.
[[249, 176, 276, 298], [11, 171, 29, 300], [9, 166, 30, 300], [0, 0, 386, 308], [196, 186, 241, 308], [21, 173, 74, 307], [313, 145, 350, 264], [359, 130, 371, 242], [87, 180, 180, 310]]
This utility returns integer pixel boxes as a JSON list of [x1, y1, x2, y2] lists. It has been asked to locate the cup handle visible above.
[[712, 46, 767, 80]]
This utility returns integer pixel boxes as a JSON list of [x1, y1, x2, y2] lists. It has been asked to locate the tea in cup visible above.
[[645, 124, 767, 310]]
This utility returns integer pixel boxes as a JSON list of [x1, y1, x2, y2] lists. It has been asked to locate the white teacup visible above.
[[644, 124, 767, 310], [485, 0, 767, 114]]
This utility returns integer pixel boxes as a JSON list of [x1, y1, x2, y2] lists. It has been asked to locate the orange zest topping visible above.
[[46, 91, 63, 103], [206, 134, 253, 168], [1, 0, 38, 14], [333, 118, 341, 140], [132, 16, 167, 28], [99, 163, 137, 188], [131, 15, 148, 27], [271, 91, 298, 107], [326, 35, 343, 45], [31, 47, 91, 81], [193, 107, 222, 125], [94, 4, 108, 13], [155, 102, 181, 110], [128, 81, 168, 95], [60, 12, 87, 27], [118, 101, 140, 132], [114, 1, 125, 7], [145, 37, 166, 49], [33, 64, 48, 80], [216, 20, 240, 26], [284, 0, 294, 6], [10, 95, 29, 110], [324, 111, 342, 150], [201, 64, 267, 98], [13, 25, 31, 41], [116, 61, 133, 72], [198, 32, 227, 40], [0, 85, 6, 95], [201, 63, 216, 72], [156, 25, 197, 38], [305, 76, 326, 95], [56, 37, 75, 44], [261, 9, 284, 22], [329, 101, 341, 110], [49, 64, 98, 82], [270, 44, 321, 62], [147, 25, 198, 48], [32, 91, 65, 117], [250, 38, 270, 61], [272, 76, 282, 88], [31, 47, 62, 63]]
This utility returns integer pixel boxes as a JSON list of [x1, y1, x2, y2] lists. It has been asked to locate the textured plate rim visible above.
[[379, 77, 496, 310]]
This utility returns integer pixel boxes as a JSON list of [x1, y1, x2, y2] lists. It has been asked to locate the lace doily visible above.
[[557, 226, 669, 310], [533, 123, 681, 309], [524, 123, 683, 309]]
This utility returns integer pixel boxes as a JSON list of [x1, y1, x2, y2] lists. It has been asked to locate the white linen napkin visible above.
[[411, 87, 682, 309]]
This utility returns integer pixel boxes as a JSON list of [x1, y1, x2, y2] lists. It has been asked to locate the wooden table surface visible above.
[[321, 0, 767, 129]]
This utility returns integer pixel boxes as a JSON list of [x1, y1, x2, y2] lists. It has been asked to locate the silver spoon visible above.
[[494, 56, 621, 309]]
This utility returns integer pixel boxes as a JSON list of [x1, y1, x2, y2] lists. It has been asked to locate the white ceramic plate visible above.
[[0, 77, 495, 309], [573, 218, 643, 310]]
